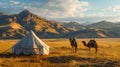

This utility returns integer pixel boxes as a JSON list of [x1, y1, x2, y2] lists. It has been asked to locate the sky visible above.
[[0, 0, 120, 23]]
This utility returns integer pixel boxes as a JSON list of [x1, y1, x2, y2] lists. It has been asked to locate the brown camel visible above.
[[69, 38, 77, 53], [81, 40, 98, 53]]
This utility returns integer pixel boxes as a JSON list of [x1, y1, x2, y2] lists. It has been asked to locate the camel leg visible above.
[[71, 47, 73, 53], [73, 47, 75, 53], [89, 47, 91, 53], [75, 47, 77, 53], [95, 48, 98, 53], [71, 47, 74, 53]]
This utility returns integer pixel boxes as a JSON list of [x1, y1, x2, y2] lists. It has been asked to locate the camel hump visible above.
[[88, 40, 97, 46], [90, 40, 96, 42]]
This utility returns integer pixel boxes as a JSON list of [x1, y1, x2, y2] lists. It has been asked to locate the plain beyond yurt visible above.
[[12, 31, 49, 55]]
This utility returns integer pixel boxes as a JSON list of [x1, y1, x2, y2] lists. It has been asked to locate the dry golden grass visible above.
[[0, 38, 120, 67]]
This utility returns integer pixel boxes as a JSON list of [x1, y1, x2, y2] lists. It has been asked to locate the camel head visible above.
[[81, 41, 85, 43], [69, 38, 72, 42], [81, 41, 87, 46]]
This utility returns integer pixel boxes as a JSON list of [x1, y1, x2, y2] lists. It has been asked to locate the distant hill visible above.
[[0, 12, 7, 15], [63, 22, 86, 31], [87, 21, 120, 28], [64, 28, 120, 38], [106, 27, 120, 37]]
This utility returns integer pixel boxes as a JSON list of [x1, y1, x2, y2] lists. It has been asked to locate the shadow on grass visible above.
[[0, 53, 120, 66], [43, 56, 92, 63], [0, 53, 38, 58], [43, 55, 120, 66], [0, 53, 14, 58]]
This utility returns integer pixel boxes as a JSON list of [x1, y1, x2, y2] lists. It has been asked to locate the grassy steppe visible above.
[[0, 38, 120, 67]]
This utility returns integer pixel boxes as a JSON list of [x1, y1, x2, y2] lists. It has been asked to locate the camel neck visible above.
[[83, 42, 87, 46]]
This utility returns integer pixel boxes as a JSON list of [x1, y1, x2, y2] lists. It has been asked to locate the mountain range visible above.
[[0, 10, 120, 39], [0, 10, 74, 39], [87, 21, 120, 28], [62, 22, 86, 31], [63, 21, 120, 38]]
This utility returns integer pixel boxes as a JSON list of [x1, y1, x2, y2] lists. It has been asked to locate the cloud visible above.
[[23, 6, 28, 9], [27, 0, 89, 18], [108, 18, 120, 22], [0, 2, 3, 5], [108, 5, 120, 12], [10, 0, 20, 5], [0, 0, 89, 18], [3, 6, 7, 9], [0, 1, 9, 6], [85, 12, 107, 18]]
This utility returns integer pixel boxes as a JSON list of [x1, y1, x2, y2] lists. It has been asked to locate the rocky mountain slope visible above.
[[0, 10, 74, 39]]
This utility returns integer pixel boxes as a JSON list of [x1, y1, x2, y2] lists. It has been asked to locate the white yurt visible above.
[[12, 31, 49, 55]]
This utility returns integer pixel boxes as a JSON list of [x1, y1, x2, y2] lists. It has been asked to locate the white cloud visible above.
[[108, 5, 120, 12], [10, 0, 20, 5], [3, 6, 7, 9], [86, 14, 97, 18], [0, 0, 89, 18], [98, 12, 106, 17], [85, 12, 107, 18], [27, 0, 89, 18], [108, 18, 120, 22], [23, 6, 28, 9]]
